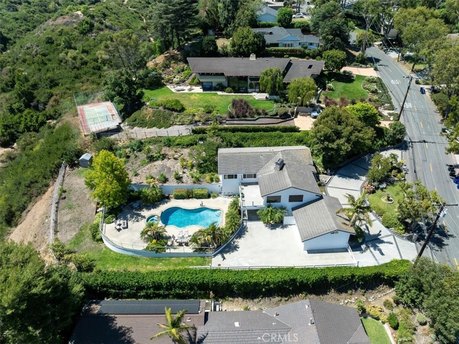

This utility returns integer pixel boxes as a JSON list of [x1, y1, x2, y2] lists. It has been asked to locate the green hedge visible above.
[[266, 47, 307, 58], [81, 260, 410, 299], [192, 126, 300, 134], [193, 188, 209, 199], [173, 189, 191, 199], [256, 22, 277, 28]]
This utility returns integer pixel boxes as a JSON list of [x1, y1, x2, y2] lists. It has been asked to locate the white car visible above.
[[292, 13, 307, 18]]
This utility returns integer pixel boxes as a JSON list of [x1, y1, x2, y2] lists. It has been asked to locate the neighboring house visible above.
[[257, 4, 278, 23], [187, 56, 324, 92], [71, 299, 370, 344], [252, 27, 320, 49], [69, 299, 206, 344], [198, 299, 371, 344], [218, 146, 354, 252]]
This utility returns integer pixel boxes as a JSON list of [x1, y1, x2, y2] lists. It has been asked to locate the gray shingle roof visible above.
[[257, 149, 320, 196], [292, 195, 354, 241], [187, 57, 290, 77], [252, 27, 320, 46], [218, 146, 306, 175], [308, 300, 370, 344], [283, 59, 325, 83], [197, 311, 291, 344]]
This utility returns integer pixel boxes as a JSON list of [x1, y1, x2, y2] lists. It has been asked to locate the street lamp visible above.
[[414, 203, 459, 265]]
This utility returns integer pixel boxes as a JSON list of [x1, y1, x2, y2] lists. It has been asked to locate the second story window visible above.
[[288, 195, 304, 202], [243, 174, 256, 179], [267, 195, 281, 203], [224, 174, 238, 179]]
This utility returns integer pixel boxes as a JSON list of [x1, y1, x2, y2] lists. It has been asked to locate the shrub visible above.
[[397, 308, 415, 343], [366, 304, 384, 321], [104, 214, 116, 224], [192, 126, 299, 134], [230, 99, 263, 118], [224, 198, 241, 234], [224, 87, 234, 93], [383, 299, 394, 311], [173, 171, 183, 182], [173, 189, 188, 199], [140, 185, 164, 204], [265, 47, 306, 58], [80, 260, 411, 299], [416, 313, 428, 326], [193, 188, 209, 199], [70, 254, 96, 273], [293, 20, 310, 32], [388, 312, 399, 329], [90, 222, 102, 242], [157, 173, 168, 184], [156, 99, 185, 112], [356, 299, 366, 314], [382, 212, 400, 229]]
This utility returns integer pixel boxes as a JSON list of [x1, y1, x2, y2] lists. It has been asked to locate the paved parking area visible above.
[[212, 221, 357, 268]]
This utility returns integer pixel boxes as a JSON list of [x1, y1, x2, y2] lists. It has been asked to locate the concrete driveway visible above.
[[212, 221, 356, 268]]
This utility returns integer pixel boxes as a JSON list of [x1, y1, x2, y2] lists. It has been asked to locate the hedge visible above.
[[173, 189, 191, 199], [80, 260, 410, 299], [266, 47, 307, 58], [193, 188, 209, 199], [192, 126, 300, 134], [256, 22, 277, 28]]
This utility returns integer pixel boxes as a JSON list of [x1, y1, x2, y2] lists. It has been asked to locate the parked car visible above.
[[293, 13, 307, 18], [420, 86, 426, 94]]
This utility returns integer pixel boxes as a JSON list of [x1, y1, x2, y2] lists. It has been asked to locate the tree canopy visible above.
[[323, 49, 347, 72], [85, 150, 131, 209], [311, 106, 375, 169], [287, 77, 317, 106], [310, 1, 349, 50], [346, 102, 380, 128], [259, 68, 284, 95], [0, 242, 84, 344], [230, 27, 265, 56], [277, 7, 293, 27]]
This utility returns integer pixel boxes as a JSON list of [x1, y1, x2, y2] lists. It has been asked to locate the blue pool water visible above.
[[146, 215, 159, 223], [160, 207, 221, 228]]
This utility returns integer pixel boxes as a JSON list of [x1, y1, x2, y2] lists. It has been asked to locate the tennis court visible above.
[[77, 101, 122, 135]]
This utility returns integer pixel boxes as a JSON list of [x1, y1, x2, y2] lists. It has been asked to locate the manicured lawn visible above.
[[67, 222, 210, 272], [368, 183, 403, 219], [361, 317, 391, 344], [144, 87, 275, 114], [325, 75, 369, 101]]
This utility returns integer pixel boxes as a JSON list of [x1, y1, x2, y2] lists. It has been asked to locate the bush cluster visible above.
[[155, 99, 185, 112], [388, 312, 399, 329], [173, 188, 210, 199], [230, 99, 266, 118], [192, 126, 299, 134], [80, 260, 410, 299], [265, 47, 307, 58]]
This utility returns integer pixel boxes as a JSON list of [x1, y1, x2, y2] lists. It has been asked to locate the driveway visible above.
[[212, 221, 357, 268]]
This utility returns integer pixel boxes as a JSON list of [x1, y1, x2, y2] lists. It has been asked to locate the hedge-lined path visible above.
[[326, 150, 425, 266]]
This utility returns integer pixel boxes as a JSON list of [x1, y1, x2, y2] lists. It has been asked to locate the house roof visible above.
[[197, 311, 291, 344], [257, 149, 320, 196], [187, 57, 290, 77], [292, 195, 354, 241], [257, 4, 278, 17], [284, 59, 325, 83], [252, 27, 319, 46]]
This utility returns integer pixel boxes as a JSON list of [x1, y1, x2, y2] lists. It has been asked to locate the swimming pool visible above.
[[160, 207, 221, 228], [146, 215, 159, 223]]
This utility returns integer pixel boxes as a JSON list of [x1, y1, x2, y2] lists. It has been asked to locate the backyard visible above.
[[144, 87, 275, 114], [361, 317, 391, 344]]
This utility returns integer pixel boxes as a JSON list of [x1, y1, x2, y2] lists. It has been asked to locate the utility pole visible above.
[[414, 203, 458, 265], [398, 75, 413, 122]]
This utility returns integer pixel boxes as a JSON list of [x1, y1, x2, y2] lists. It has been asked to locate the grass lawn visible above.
[[67, 222, 210, 272], [144, 87, 275, 114], [361, 317, 391, 344], [368, 183, 403, 218], [325, 74, 369, 101]]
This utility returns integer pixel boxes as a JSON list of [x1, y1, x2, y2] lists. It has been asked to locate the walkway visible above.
[[111, 124, 193, 140], [326, 150, 423, 266]]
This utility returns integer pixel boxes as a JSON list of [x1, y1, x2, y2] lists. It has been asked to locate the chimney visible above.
[[275, 158, 285, 171], [249, 53, 256, 61]]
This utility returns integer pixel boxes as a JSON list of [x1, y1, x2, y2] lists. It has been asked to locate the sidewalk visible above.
[[326, 150, 420, 266]]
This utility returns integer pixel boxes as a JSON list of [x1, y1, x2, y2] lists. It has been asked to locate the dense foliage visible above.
[[287, 77, 317, 106], [0, 242, 84, 344], [395, 258, 459, 343], [81, 259, 410, 299], [0, 124, 80, 232], [230, 27, 266, 57], [259, 68, 284, 95]]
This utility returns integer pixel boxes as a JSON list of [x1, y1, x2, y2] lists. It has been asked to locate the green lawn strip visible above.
[[325, 75, 369, 101], [144, 87, 275, 114], [67, 222, 210, 271], [361, 317, 391, 344]]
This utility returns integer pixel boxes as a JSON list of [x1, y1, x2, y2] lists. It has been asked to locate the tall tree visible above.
[[151, 0, 198, 50], [85, 150, 131, 209], [346, 102, 380, 128], [323, 49, 347, 72], [353, 0, 382, 52], [277, 7, 293, 27], [287, 77, 316, 105], [311, 106, 375, 169], [0, 242, 84, 344], [230, 26, 265, 56], [152, 307, 191, 344], [104, 69, 144, 117], [432, 43, 459, 99], [259, 67, 284, 95], [310, 1, 349, 50]]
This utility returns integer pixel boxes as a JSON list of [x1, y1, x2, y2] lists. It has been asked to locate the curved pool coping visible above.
[[148, 205, 225, 231]]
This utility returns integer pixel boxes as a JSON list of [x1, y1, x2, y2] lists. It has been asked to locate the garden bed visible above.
[[368, 183, 405, 234]]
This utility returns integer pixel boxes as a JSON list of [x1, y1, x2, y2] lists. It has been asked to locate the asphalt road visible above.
[[366, 47, 459, 267]]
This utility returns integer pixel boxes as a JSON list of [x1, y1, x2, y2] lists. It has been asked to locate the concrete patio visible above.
[[104, 197, 231, 252]]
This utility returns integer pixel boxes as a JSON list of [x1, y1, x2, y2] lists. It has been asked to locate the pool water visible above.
[[146, 215, 159, 223], [160, 207, 221, 228]]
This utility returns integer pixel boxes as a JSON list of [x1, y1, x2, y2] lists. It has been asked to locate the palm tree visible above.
[[152, 307, 191, 344], [141, 221, 167, 243], [340, 193, 372, 229], [190, 223, 226, 250], [257, 206, 286, 226]]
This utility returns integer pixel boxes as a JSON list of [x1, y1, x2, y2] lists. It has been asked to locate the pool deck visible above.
[[104, 197, 231, 252]]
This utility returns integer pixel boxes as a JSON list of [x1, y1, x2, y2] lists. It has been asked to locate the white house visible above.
[[218, 146, 354, 252], [252, 27, 320, 49]]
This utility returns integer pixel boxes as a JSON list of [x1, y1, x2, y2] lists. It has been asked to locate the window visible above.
[[243, 173, 256, 179], [267, 196, 281, 203], [224, 174, 238, 179], [289, 195, 304, 202]]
